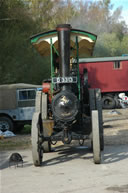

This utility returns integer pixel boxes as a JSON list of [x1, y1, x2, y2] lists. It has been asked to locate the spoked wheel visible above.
[[89, 89, 104, 151], [31, 112, 43, 166], [92, 110, 101, 164]]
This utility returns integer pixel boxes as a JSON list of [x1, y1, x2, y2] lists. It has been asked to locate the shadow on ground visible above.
[[42, 145, 92, 167], [42, 143, 128, 167], [1, 143, 128, 169]]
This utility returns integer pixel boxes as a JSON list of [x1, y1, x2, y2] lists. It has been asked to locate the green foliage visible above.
[[28, 0, 77, 30], [71, 0, 128, 57], [21, 124, 31, 134], [0, 0, 128, 85], [120, 35, 128, 54], [94, 33, 122, 57], [0, 0, 50, 84]]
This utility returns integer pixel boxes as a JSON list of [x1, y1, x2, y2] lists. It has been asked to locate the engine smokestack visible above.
[[56, 24, 71, 78]]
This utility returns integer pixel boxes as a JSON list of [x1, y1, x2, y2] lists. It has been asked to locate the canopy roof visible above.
[[30, 29, 97, 57]]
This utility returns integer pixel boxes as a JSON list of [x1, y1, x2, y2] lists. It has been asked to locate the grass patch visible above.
[[20, 125, 31, 134]]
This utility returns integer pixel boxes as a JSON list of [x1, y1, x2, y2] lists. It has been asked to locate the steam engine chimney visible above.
[[56, 24, 71, 78]]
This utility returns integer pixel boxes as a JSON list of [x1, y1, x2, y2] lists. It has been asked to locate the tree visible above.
[[71, 0, 128, 56], [0, 0, 46, 84], [120, 35, 128, 55], [94, 33, 122, 57], [28, 0, 77, 31]]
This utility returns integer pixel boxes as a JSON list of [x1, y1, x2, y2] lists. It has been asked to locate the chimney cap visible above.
[[56, 24, 71, 30]]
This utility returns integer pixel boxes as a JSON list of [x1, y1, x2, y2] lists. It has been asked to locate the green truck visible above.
[[0, 83, 41, 131]]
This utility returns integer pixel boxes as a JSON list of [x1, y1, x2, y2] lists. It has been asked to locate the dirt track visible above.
[[0, 109, 128, 193], [103, 109, 128, 145]]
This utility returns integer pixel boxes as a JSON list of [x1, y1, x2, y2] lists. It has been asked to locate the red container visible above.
[[79, 57, 128, 93]]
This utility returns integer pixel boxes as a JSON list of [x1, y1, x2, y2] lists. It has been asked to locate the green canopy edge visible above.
[[31, 29, 97, 44]]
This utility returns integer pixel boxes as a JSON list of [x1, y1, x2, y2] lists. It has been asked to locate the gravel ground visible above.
[[0, 109, 128, 193], [103, 108, 128, 145]]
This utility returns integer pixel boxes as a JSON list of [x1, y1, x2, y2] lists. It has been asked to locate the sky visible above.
[[95, 0, 128, 24], [110, 0, 128, 24]]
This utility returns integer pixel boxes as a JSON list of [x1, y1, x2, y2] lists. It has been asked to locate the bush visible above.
[[21, 124, 31, 134]]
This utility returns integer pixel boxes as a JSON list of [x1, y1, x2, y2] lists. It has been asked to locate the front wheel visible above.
[[0, 116, 13, 131]]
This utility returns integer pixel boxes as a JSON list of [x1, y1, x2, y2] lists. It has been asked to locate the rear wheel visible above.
[[89, 89, 104, 151], [31, 112, 43, 166], [0, 116, 13, 131], [92, 110, 101, 164]]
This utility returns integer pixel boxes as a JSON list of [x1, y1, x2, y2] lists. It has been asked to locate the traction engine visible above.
[[30, 24, 104, 166]]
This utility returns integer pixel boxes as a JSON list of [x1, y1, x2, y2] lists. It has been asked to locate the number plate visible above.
[[52, 77, 77, 84]]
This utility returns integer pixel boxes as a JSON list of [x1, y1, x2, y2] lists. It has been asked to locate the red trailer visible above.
[[79, 56, 128, 109]]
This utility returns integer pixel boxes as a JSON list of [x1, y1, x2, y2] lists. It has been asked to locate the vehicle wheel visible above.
[[102, 96, 116, 109], [43, 141, 51, 152], [31, 112, 43, 166], [0, 116, 13, 131], [89, 89, 104, 151], [92, 110, 101, 164], [91, 135, 104, 151], [95, 89, 104, 151]]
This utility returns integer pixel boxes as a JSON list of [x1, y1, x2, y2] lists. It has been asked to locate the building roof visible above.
[[79, 56, 128, 63]]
